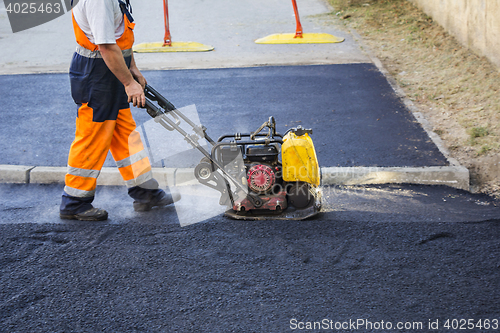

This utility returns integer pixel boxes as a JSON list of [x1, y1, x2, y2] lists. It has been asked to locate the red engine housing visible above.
[[247, 164, 276, 193], [231, 163, 286, 212]]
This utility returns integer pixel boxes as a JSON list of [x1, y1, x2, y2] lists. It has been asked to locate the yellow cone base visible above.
[[133, 41, 214, 53], [255, 33, 345, 44]]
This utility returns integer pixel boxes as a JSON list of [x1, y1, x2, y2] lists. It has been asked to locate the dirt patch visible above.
[[325, 0, 500, 197]]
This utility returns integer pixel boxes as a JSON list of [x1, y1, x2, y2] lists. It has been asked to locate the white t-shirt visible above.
[[72, 0, 125, 45]]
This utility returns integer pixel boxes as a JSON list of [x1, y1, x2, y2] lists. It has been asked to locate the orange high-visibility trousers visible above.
[[64, 102, 152, 199]]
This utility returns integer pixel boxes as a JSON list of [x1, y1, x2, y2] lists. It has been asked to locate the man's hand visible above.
[[98, 43, 146, 108], [124, 80, 146, 108]]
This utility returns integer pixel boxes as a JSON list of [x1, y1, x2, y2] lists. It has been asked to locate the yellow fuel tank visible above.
[[281, 127, 320, 186]]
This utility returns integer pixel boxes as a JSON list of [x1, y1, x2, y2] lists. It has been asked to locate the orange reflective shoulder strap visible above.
[[116, 15, 135, 50], [72, 12, 99, 51]]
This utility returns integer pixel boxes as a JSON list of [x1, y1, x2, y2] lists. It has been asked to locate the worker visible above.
[[60, 0, 180, 221]]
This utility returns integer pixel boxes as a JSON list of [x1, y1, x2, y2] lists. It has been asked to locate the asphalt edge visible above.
[[0, 165, 469, 191], [0, 60, 375, 76]]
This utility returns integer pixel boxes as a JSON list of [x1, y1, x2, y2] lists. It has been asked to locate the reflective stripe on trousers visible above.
[[64, 103, 152, 197]]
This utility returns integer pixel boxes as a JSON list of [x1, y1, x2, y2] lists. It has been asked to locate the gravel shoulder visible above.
[[326, 0, 500, 197]]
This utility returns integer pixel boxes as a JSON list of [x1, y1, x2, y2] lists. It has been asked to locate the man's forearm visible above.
[[98, 43, 145, 107], [129, 53, 147, 89], [98, 43, 134, 87]]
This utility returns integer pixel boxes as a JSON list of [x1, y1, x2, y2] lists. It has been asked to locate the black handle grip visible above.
[[144, 84, 176, 112]]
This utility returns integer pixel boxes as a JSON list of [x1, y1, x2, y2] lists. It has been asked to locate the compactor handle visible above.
[[143, 85, 181, 128], [144, 84, 176, 112]]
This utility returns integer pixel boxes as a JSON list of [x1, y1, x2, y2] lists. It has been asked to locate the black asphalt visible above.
[[0, 64, 447, 168], [0, 183, 499, 332]]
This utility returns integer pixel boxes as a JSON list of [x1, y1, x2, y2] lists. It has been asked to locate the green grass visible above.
[[478, 145, 493, 155], [468, 126, 490, 139]]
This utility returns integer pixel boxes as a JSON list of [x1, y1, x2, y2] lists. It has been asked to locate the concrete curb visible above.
[[27, 166, 177, 187], [321, 166, 469, 190], [0, 164, 469, 191], [0, 165, 35, 184], [9, 166, 195, 187]]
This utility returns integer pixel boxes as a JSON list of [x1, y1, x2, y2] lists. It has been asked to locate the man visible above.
[[60, 0, 179, 221]]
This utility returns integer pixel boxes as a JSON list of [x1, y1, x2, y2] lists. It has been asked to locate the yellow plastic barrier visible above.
[[256, 0, 345, 45], [134, 1, 214, 53], [255, 33, 344, 44], [133, 41, 214, 53]]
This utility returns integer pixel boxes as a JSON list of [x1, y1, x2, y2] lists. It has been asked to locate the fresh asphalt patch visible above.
[[1, 183, 498, 225], [0, 64, 447, 169], [0, 183, 499, 331]]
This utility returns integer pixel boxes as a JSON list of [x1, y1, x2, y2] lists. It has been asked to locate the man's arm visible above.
[[130, 53, 147, 90], [98, 43, 145, 107]]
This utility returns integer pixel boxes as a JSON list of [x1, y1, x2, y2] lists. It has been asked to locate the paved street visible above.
[[0, 183, 499, 331], [0, 64, 448, 168]]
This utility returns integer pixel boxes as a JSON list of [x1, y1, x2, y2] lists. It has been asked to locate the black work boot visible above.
[[133, 189, 181, 212], [129, 179, 181, 212], [60, 207, 108, 221], [60, 192, 108, 221]]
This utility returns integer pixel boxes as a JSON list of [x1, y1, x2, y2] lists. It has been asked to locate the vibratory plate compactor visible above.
[[143, 85, 322, 220]]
